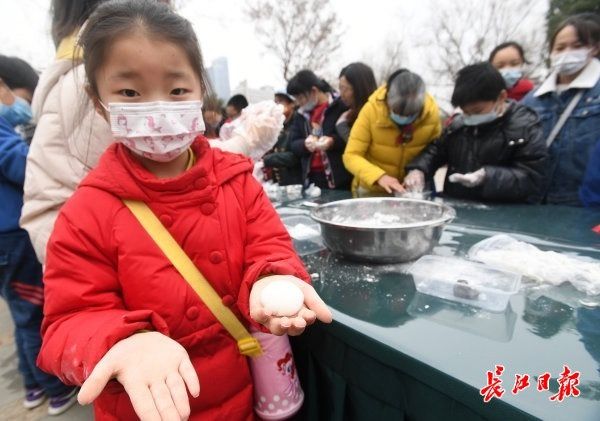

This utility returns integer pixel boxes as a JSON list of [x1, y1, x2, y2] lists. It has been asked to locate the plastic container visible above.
[[408, 255, 521, 312], [281, 215, 324, 256], [406, 292, 518, 342]]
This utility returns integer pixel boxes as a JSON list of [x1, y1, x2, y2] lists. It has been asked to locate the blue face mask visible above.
[[301, 98, 317, 113], [462, 101, 502, 126], [500, 68, 523, 89], [0, 96, 33, 127], [463, 111, 498, 126], [390, 112, 418, 126]]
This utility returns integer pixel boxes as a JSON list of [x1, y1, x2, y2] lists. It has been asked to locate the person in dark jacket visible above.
[[0, 56, 78, 415], [262, 91, 303, 185], [405, 62, 547, 203], [287, 70, 351, 189]]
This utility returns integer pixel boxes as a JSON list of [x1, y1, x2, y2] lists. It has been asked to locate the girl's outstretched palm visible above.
[[78, 332, 200, 421]]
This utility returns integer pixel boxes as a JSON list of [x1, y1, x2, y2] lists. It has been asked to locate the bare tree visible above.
[[246, 0, 343, 81], [424, 0, 547, 92], [363, 35, 406, 84]]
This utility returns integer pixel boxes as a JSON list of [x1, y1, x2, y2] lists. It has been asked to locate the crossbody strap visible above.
[[123, 199, 262, 357], [546, 90, 584, 147]]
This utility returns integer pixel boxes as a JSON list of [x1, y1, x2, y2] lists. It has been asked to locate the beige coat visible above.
[[21, 60, 282, 263], [21, 60, 112, 263]]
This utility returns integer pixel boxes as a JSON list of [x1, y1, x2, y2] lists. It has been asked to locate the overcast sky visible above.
[[0, 0, 548, 109]]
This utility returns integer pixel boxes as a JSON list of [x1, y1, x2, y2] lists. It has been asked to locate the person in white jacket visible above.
[[21, 30, 282, 264]]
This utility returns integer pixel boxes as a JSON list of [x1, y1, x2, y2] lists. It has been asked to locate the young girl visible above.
[[37, 1, 332, 420]]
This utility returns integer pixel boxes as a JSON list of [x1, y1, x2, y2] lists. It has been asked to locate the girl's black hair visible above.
[[488, 41, 529, 64], [286, 69, 332, 97], [339, 62, 377, 124], [51, 0, 107, 47], [79, 0, 209, 98], [550, 13, 600, 57]]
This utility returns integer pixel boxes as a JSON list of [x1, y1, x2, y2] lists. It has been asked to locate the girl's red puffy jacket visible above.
[[38, 137, 310, 420]]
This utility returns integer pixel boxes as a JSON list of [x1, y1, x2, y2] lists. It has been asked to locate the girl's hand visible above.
[[377, 174, 406, 194], [250, 275, 333, 336], [78, 332, 200, 421]]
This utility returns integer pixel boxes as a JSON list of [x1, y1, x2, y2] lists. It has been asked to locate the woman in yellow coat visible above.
[[343, 69, 442, 195]]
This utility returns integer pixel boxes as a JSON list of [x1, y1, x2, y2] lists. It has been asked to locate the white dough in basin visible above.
[[260, 281, 304, 316]]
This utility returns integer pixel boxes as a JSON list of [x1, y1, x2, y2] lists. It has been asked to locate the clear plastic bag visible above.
[[468, 234, 600, 296], [210, 101, 285, 161]]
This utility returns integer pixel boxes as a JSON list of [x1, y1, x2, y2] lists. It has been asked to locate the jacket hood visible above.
[[31, 60, 81, 122], [80, 136, 253, 203], [368, 85, 438, 129]]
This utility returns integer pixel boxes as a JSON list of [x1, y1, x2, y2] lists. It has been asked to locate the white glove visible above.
[[403, 169, 425, 192], [448, 168, 486, 188], [210, 101, 285, 161], [78, 332, 199, 420], [252, 160, 265, 182], [305, 183, 321, 198]]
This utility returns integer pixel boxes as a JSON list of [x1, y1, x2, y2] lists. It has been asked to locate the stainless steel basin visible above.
[[310, 198, 456, 263]]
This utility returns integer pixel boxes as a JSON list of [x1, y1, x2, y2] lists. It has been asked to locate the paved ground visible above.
[[0, 299, 93, 421]]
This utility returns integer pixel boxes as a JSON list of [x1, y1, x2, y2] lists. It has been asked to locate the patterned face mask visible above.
[[103, 100, 205, 162]]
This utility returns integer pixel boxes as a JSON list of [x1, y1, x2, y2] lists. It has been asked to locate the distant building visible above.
[[232, 80, 275, 104], [207, 57, 231, 101]]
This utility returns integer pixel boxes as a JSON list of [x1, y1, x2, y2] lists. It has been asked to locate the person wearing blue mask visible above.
[[343, 69, 441, 195], [0, 56, 38, 143], [0, 55, 80, 415], [287, 69, 352, 190], [489, 41, 535, 102], [404, 62, 547, 203]]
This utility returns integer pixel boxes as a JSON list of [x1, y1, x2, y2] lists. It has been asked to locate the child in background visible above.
[[37, 1, 332, 420], [0, 55, 78, 416], [405, 62, 547, 203]]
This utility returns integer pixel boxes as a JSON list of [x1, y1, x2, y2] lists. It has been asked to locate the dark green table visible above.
[[277, 191, 600, 421]]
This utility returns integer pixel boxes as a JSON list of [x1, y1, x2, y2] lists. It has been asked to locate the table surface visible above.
[[276, 190, 600, 420]]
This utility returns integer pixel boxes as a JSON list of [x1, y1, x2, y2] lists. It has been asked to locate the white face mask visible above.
[[103, 100, 205, 162], [550, 48, 592, 76]]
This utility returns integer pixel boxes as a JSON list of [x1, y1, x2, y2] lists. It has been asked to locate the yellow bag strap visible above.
[[123, 199, 262, 357]]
